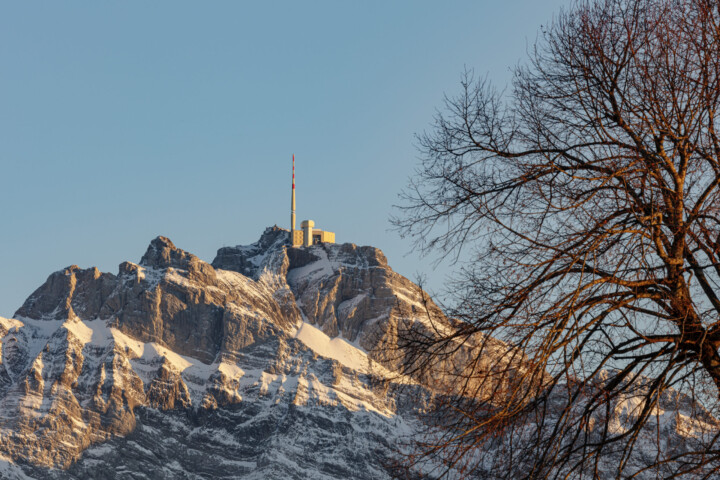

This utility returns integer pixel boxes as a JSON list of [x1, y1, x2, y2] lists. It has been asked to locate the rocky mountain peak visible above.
[[212, 226, 289, 279], [1, 228, 442, 477], [15, 264, 116, 321], [0, 228, 706, 479], [140, 235, 191, 269], [257, 225, 290, 249]]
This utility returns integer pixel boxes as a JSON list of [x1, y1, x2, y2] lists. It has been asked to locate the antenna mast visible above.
[[291, 154, 296, 235]]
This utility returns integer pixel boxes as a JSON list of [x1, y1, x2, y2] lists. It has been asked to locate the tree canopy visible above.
[[395, 0, 720, 477]]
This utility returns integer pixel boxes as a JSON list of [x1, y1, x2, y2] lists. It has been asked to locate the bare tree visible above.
[[393, 0, 720, 478]]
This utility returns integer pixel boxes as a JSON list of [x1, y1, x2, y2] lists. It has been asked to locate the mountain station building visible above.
[[292, 220, 335, 247]]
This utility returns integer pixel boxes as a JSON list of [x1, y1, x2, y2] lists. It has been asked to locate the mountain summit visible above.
[[0, 228, 712, 479], [0, 227, 451, 479]]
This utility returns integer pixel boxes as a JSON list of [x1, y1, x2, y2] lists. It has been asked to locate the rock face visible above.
[[0, 227, 714, 479], [0, 227, 435, 479]]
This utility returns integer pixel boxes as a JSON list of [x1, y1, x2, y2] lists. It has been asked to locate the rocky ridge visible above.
[[0, 227, 715, 479], [0, 227, 442, 479]]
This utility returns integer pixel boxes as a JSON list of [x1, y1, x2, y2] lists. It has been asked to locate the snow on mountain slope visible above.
[[0, 228, 437, 478], [0, 227, 715, 479]]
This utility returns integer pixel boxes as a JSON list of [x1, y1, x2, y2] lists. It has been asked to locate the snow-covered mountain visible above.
[[0, 227, 448, 479], [0, 227, 715, 479]]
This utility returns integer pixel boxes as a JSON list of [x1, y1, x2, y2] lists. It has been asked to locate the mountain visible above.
[[0, 227, 446, 479], [0, 227, 715, 479]]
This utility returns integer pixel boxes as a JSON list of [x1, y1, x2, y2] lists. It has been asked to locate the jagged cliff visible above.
[[0, 227, 714, 479], [0, 227, 447, 479]]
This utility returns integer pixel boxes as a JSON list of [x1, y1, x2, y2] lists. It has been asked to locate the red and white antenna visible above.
[[291, 154, 296, 234]]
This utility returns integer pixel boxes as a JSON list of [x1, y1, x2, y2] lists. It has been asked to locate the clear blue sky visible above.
[[0, 1, 570, 317]]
